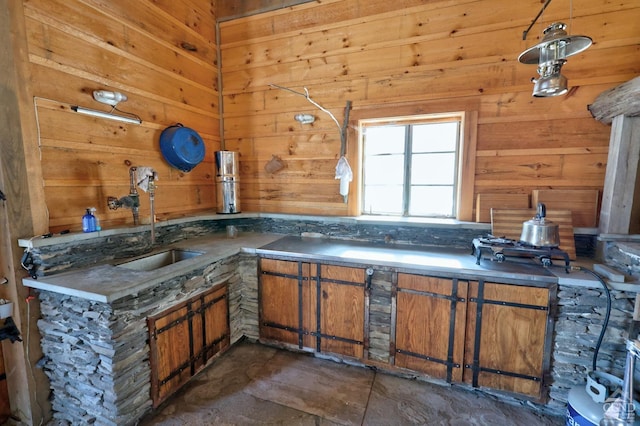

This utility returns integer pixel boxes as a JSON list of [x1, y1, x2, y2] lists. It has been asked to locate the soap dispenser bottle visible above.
[[90, 207, 101, 231], [82, 208, 96, 233]]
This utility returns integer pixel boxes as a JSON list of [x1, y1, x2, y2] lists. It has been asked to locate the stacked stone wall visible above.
[[37, 256, 240, 425]]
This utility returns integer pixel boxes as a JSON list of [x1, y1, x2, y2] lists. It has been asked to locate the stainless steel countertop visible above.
[[256, 236, 560, 285], [24, 233, 623, 303], [22, 233, 282, 303]]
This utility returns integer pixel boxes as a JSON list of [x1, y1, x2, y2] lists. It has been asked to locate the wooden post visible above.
[[0, 0, 50, 423], [598, 116, 640, 234], [588, 77, 640, 235]]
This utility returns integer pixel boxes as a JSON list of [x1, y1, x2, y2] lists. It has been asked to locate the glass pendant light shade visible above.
[[518, 22, 592, 97]]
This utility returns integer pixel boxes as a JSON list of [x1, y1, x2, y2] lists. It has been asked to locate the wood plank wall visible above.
[[217, 0, 316, 21], [21, 0, 219, 232], [219, 0, 639, 220]]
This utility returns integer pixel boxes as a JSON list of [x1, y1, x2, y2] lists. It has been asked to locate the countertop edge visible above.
[[23, 234, 625, 303]]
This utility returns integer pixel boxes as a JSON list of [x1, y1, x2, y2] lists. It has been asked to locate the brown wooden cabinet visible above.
[[395, 274, 468, 383], [463, 280, 552, 399], [148, 283, 230, 407], [259, 258, 367, 359], [394, 273, 553, 399]]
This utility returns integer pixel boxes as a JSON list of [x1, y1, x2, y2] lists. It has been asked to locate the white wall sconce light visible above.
[[71, 90, 142, 125], [518, 0, 592, 97], [92, 90, 128, 106], [294, 113, 315, 124]]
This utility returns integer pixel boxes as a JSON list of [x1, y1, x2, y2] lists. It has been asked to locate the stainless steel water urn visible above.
[[215, 151, 241, 214]]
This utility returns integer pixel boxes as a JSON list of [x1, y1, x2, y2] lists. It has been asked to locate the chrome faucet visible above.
[[107, 166, 141, 225]]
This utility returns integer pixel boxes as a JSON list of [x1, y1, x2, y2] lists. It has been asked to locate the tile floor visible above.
[[140, 341, 564, 425]]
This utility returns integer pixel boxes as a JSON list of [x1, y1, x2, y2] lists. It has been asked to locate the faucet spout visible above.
[[106, 166, 142, 225], [107, 166, 157, 238]]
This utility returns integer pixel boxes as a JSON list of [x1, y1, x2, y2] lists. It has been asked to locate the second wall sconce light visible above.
[[294, 114, 315, 124]]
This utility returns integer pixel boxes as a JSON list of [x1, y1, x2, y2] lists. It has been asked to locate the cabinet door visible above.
[[148, 303, 192, 406], [312, 263, 366, 358], [259, 259, 367, 359], [464, 281, 551, 399], [395, 273, 467, 382], [259, 258, 314, 349], [148, 284, 230, 407], [192, 284, 230, 372]]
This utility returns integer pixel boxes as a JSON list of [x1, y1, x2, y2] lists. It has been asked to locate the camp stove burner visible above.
[[472, 237, 570, 272]]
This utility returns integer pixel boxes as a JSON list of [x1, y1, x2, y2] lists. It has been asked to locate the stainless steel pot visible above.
[[520, 203, 560, 247]]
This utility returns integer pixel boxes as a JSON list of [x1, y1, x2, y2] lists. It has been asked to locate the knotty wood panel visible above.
[[477, 118, 611, 151], [21, 0, 219, 232], [220, 0, 636, 218], [476, 193, 530, 223], [23, 0, 217, 90], [532, 189, 600, 228], [30, 66, 220, 134], [217, 0, 318, 22], [475, 153, 608, 182]]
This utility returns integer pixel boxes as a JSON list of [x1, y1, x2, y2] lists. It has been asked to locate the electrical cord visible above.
[[573, 265, 612, 372]]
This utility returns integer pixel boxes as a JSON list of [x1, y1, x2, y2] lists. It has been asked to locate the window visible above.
[[361, 114, 463, 218]]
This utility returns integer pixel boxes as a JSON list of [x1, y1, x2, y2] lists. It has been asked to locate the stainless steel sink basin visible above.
[[116, 249, 203, 271]]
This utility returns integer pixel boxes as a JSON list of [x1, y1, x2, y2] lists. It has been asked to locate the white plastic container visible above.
[[0, 302, 13, 319]]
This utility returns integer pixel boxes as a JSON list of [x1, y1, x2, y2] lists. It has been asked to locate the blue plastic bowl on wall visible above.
[[159, 124, 205, 172]]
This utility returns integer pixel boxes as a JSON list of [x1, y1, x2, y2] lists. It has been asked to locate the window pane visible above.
[[361, 114, 462, 218], [364, 126, 405, 155], [363, 185, 403, 215], [409, 186, 454, 217], [412, 122, 459, 153], [364, 154, 404, 185], [411, 153, 455, 185]]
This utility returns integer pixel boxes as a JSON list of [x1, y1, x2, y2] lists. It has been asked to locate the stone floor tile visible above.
[[141, 341, 565, 426]]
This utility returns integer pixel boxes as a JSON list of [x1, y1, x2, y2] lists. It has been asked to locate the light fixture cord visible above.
[[113, 105, 143, 123], [569, 0, 573, 33], [522, 0, 553, 40]]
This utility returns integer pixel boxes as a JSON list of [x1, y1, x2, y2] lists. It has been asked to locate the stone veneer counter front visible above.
[[19, 216, 637, 423]]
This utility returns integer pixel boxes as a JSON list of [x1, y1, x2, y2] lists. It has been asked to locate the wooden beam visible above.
[[217, 0, 317, 22], [0, 0, 50, 423], [588, 76, 640, 124], [599, 116, 640, 234]]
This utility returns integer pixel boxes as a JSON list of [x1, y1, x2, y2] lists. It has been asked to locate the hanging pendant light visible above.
[[518, 22, 592, 97]]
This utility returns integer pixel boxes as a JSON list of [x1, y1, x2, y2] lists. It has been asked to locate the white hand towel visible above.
[[335, 156, 353, 197], [136, 167, 157, 192]]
